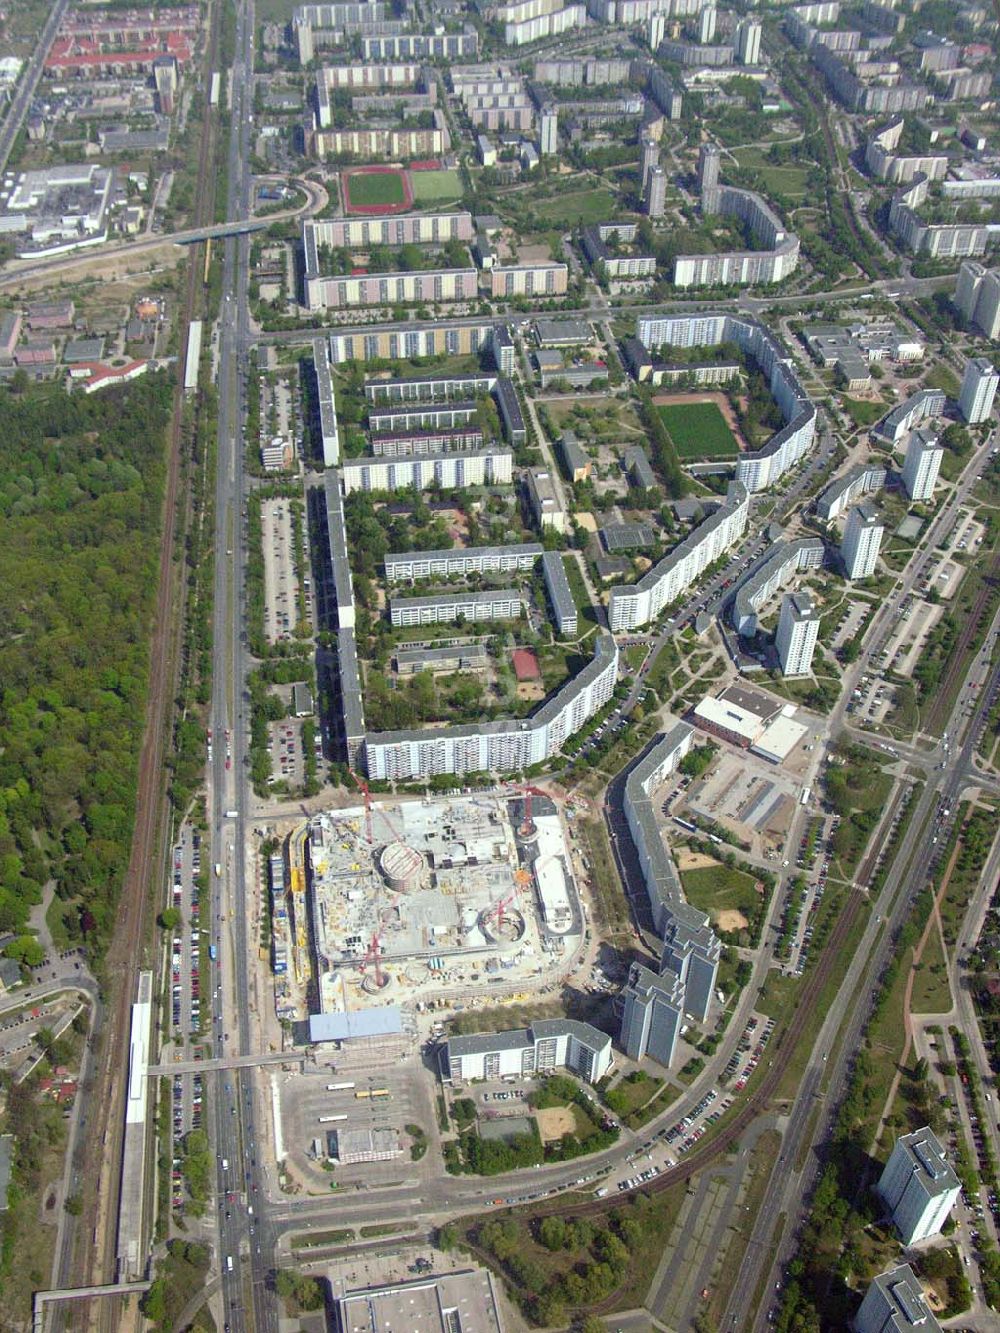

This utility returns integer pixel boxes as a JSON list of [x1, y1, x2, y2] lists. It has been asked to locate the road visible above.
[[207, 3, 278, 1331], [722, 427, 1000, 1330], [0, 0, 69, 173]]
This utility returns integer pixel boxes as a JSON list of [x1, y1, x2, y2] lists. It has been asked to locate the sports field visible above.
[[657, 401, 738, 460], [344, 169, 407, 208], [410, 168, 463, 204]]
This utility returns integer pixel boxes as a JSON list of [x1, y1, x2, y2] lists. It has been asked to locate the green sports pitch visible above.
[[410, 168, 463, 203], [657, 401, 739, 461], [344, 171, 407, 207]]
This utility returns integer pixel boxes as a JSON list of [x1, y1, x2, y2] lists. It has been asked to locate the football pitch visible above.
[[657, 401, 739, 460], [410, 168, 463, 203], [345, 171, 407, 207]]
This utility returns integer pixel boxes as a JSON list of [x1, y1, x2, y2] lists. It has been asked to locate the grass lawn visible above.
[[924, 364, 962, 398], [577, 817, 633, 941], [530, 187, 619, 226], [345, 171, 406, 207], [842, 397, 885, 427], [680, 863, 762, 929], [909, 923, 953, 1015], [410, 168, 463, 203], [657, 401, 738, 460], [602, 1070, 664, 1119], [732, 147, 811, 201]]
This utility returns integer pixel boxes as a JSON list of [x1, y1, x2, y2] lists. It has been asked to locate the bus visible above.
[[326, 1082, 355, 1091], [371, 1088, 390, 1099], [318, 1114, 348, 1123]]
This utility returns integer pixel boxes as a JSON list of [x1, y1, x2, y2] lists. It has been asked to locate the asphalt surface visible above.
[[0, 0, 69, 173], [208, 3, 275, 1330]]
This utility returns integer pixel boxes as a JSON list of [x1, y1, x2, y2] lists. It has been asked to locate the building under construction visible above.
[[302, 791, 582, 1019]]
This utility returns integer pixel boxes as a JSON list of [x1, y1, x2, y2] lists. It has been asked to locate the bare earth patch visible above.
[[535, 1106, 576, 1143], [717, 908, 750, 932], [675, 849, 720, 871]]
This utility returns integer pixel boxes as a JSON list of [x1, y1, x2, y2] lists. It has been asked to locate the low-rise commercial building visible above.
[[335, 1271, 504, 1333], [395, 644, 489, 675]]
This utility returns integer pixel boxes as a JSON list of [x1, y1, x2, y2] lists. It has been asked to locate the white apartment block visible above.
[[855, 1265, 942, 1333], [637, 313, 816, 493], [304, 266, 479, 313], [338, 449, 513, 494], [841, 502, 884, 580], [304, 213, 474, 251], [445, 1020, 612, 1084], [776, 591, 819, 676], [609, 482, 749, 630], [877, 1127, 960, 1244], [384, 543, 542, 582], [954, 261, 1000, 339], [816, 462, 887, 522], [388, 589, 525, 626], [525, 469, 567, 533], [504, 4, 587, 44], [732, 538, 825, 636], [313, 125, 449, 160], [959, 357, 999, 425], [901, 429, 943, 502], [491, 263, 569, 297], [363, 633, 618, 779], [313, 337, 340, 466]]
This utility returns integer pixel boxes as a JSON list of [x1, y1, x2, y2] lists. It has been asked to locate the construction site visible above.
[[284, 788, 585, 1023]]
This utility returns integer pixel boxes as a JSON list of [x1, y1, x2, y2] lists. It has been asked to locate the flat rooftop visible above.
[[337, 1269, 504, 1333]]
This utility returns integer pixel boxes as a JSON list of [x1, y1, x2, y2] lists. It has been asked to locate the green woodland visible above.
[[0, 373, 171, 954]]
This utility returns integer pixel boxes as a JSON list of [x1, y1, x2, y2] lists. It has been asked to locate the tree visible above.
[[538, 1215, 567, 1251], [437, 1223, 458, 1251], [158, 906, 181, 930], [5, 936, 45, 967]]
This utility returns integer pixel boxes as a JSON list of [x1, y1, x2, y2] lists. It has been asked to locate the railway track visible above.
[[924, 548, 1000, 738], [66, 4, 224, 1324], [472, 886, 865, 1319]]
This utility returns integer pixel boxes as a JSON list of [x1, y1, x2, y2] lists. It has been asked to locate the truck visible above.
[[225, 809, 238, 819]]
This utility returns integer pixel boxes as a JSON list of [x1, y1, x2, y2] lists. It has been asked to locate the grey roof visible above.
[[308, 1006, 402, 1042], [324, 472, 355, 619], [624, 444, 657, 490], [390, 588, 524, 613], [292, 682, 314, 715], [337, 627, 366, 741], [895, 1126, 960, 1198], [625, 724, 702, 928], [534, 318, 591, 344], [63, 337, 104, 363], [732, 537, 824, 631], [369, 401, 478, 428], [816, 462, 887, 519], [874, 388, 946, 440], [366, 632, 616, 748], [0, 957, 21, 988], [384, 542, 542, 573], [864, 1264, 943, 1333], [396, 643, 489, 666], [447, 1026, 531, 1056], [364, 372, 497, 400], [493, 377, 524, 434], [601, 522, 655, 551], [612, 482, 747, 604], [531, 1018, 610, 1051], [541, 550, 576, 623]]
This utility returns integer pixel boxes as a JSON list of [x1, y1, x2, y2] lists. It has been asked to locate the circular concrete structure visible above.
[[378, 840, 425, 893]]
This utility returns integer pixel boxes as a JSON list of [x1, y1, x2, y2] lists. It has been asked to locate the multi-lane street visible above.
[[0, 0, 69, 173]]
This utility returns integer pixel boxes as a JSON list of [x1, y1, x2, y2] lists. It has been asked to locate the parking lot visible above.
[[268, 715, 307, 788], [261, 498, 302, 646], [279, 1060, 438, 1187], [169, 823, 209, 1212]]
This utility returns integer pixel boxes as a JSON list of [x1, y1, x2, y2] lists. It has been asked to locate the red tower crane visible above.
[[349, 768, 373, 845]]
